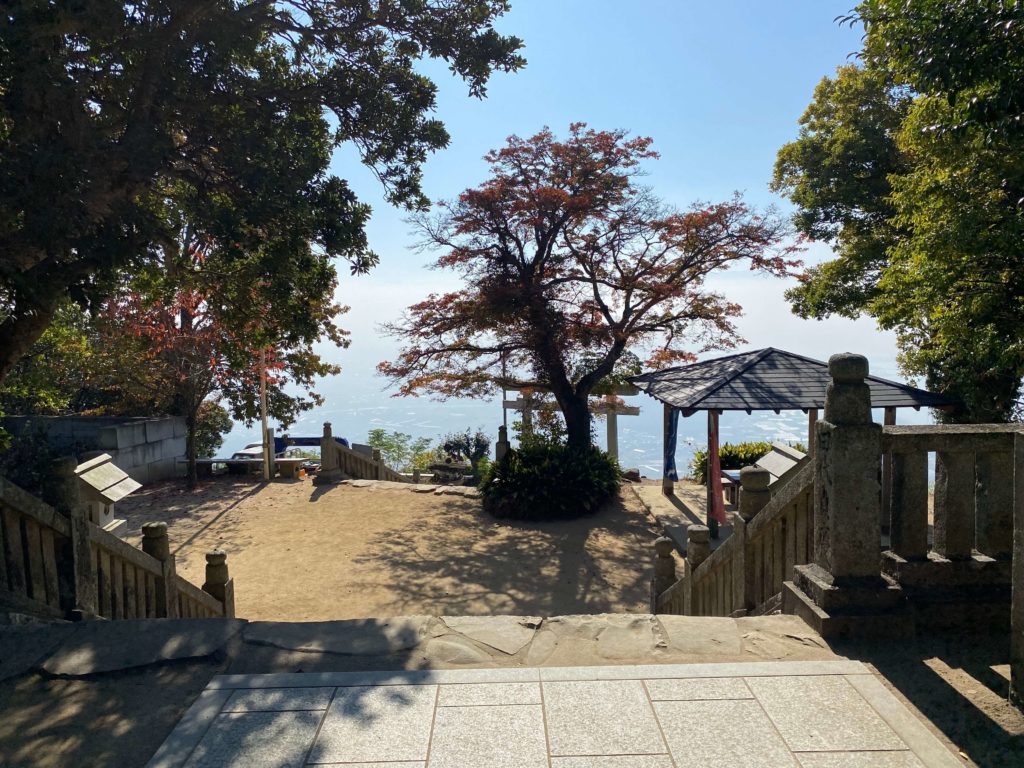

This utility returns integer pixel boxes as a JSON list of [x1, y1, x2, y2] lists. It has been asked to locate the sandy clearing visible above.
[[118, 477, 661, 621]]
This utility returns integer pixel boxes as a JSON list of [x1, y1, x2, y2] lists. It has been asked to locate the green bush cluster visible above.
[[689, 441, 806, 484], [480, 441, 621, 521]]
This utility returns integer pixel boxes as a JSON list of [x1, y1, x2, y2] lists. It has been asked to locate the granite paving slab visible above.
[[436, 681, 541, 706], [182, 711, 321, 768], [644, 676, 752, 701], [797, 752, 926, 768], [306, 684, 437, 764], [746, 674, 907, 752], [223, 687, 334, 712], [543, 679, 666, 756], [656, 698, 799, 768], [551, 758, 675, 768], [428, 703, 548, 768], [147, 661, 962, 768]]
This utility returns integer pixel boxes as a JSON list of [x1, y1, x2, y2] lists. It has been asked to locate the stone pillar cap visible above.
[[688, 525, 710, 543], [654, 536, 675, 555], [205, 551, 227, 564], [142, 521, 168, 536], [739, 465, 771, 490], [828, 353, 869, 383]]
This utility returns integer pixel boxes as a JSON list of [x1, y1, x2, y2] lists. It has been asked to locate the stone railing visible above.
[[316, 422, 411, 484], [652, 463, 814, 617], [1, 459, 233, 621]]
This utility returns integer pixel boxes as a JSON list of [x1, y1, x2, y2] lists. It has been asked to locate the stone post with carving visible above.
[[783, 353, 908, 638], [203, 550, 235, 618], [314, 422, 342, 486]]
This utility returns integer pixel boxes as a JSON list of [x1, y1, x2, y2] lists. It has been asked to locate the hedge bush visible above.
[[689, 440, 806, 484], [479, 442, 621, 521]]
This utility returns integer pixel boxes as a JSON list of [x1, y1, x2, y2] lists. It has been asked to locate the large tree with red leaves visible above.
[[380, 125, 801, 450]]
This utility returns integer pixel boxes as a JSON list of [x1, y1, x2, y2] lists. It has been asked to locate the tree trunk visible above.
[[0, 298, 60, 385], [560, 392, 593, 452], [186, 410, 198, 489]]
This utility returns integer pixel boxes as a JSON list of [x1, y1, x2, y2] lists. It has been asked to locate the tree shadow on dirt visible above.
[[350, 492, 660, 617]]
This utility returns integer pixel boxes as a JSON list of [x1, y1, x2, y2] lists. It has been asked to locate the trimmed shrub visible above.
[[480, 442, 621, 521], [689, 440, 807, 484]]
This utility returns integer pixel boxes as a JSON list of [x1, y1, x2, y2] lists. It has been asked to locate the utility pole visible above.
[[260, 347, 270, 481]]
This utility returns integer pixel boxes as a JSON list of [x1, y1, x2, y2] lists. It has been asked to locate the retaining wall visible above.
[[3, 416, 186, 484]]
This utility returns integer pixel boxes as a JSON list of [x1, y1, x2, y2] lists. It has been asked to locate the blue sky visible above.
[[325, 2, 895, 373], [230, 2, 924, 456]]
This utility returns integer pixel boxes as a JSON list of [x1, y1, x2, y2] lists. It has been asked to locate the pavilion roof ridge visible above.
[[627, 347, 958, 412]]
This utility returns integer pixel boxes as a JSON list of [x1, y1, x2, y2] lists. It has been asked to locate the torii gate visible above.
[[502, 385, 640, 458]]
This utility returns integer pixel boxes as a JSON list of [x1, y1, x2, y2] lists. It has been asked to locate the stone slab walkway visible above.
[[632, 482, 735, 555], [148, 660, 960, 768]]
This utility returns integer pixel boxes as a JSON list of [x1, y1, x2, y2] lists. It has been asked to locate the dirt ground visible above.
[[117, 476, 661, 620]]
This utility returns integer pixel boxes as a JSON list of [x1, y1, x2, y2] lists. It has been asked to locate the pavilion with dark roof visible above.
[[629, 347, 958, 535]]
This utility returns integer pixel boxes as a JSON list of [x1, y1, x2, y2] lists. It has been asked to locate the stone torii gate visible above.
[[502, 385, 640, 458]]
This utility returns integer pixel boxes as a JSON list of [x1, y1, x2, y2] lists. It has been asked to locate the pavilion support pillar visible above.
[[783, 353, 910, 639], [706, 410, 720, 540], [807, 408, 818, 456], [662, 403, 674, 496]]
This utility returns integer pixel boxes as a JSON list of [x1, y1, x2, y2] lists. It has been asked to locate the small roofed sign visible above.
[[75, 453, 141, 538]]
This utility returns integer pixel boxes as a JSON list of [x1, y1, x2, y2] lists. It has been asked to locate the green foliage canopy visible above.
[[774, 2, 1024, 421], [0, 0, 524, 384]]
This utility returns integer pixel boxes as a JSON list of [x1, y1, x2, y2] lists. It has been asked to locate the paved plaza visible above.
[[148, 660, 960, 768]]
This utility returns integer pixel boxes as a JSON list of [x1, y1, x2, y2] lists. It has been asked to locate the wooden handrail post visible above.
[[50, 457, 97, 620], [142, 522, 178, 618], [202, 550, 235, 618]]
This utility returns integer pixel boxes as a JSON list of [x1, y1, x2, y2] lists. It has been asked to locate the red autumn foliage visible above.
[[380, 124, 801, 449]]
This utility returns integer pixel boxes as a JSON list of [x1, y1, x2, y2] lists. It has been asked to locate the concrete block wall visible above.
[[3, 416, 186, 485]]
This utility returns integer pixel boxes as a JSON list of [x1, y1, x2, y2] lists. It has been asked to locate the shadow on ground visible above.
[[836, 629, 1024, 767], [0, 617, 437, 768], [350, 494, 657, 616]]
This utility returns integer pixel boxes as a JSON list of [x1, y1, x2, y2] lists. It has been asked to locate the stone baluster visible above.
[[975, 450, 1014, 559], [49, 457, 98, 620], [889, 451, 929, 560], [202, 550, 235, 618], [738, 466, 771, 522], [933, 451, 975, 560], [142, 522, 178, 618]]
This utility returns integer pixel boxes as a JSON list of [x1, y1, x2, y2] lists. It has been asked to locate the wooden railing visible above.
[[1, 459, 234, 621], [318, 422, 410, 483], [652, 463, 814, 617], [0, 476, 70, 619]]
